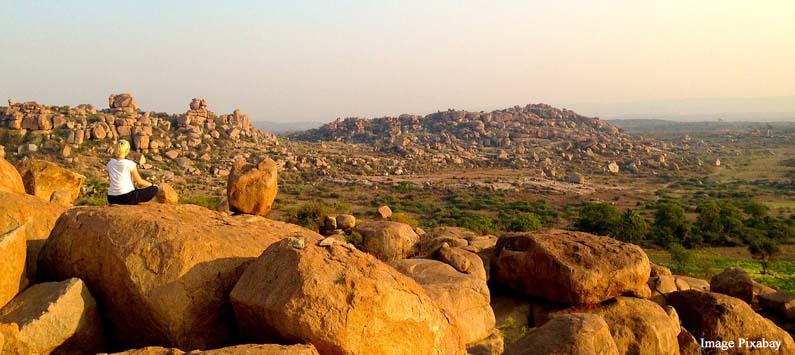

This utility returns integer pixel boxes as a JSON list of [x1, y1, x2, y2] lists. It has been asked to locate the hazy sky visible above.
[[2, 0, 793, 121]]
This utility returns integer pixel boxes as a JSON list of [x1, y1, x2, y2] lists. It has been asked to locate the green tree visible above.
[[718, 201, 745, 244], [652, 201, 690, 247], [575, 202, 620, 237], [615, 209, 649, 243], [694, 199, 722, 244], [748, 238, 780, 275]]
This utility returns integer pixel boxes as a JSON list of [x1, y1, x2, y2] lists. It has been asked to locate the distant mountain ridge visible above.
[[252, 121, 323, 134], [568, 96, 795, 122]]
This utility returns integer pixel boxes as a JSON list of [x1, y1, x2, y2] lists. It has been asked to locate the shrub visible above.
[[183, 195, 221, 210], [504, 213, 542, 232], [456, 213, 497, 235], [389, 212, 420, 228], [667, 243, 694, 274], [287, 202, 327, 231]]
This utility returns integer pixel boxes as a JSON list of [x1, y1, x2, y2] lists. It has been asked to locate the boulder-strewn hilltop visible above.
[[0, 150, 793, 354], [291, 103, 692, 175]]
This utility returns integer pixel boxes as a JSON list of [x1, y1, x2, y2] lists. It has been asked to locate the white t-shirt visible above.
[[107, 159, 137, 196]]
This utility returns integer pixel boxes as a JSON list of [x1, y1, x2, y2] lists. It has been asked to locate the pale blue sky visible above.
[[2, 1, 793, 121]]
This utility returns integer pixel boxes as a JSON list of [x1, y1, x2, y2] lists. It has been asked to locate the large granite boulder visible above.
[[390, 258, 496, 345], [0, 278, 104, 354], [710, 267, 754, 304], [557, 297, 680, 355], [504, 313, 619, 355], [355, 221, 420, 262], [670, 290, 795, 354], [230, 238, 465, 355], [0, 191, 65, 282], [0, 225, 27, 309], [491, 229, 651, 304], [38, 204, 322, 350], [16, 159, 85, 204], [227, 158, 278, 216], [0, 157, 24, 194]]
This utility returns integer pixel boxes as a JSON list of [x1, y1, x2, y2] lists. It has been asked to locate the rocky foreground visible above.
[[1, 156, 794, 355]]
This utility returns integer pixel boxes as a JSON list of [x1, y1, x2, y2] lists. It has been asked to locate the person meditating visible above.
[[107, 139, 157, 205]]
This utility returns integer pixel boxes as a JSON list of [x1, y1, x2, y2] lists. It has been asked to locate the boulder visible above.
[[434, 244, 487, 281], [674, 276, 709, 292], [155, 183, 179, 204], [753, 280, 776, 298], [670, 290, 795, 353], [419, 226, 478, 255], [650, 263, 673, 277], [0, 278, 104, 354], [38, 204, 322, 350], [0, 323, 39, 355], [710, 267, 753, 303], [104, 344, 319, 355], [376, 205, 393, 219], [557, 297, 680, 355], [321, 215, 337, 231], [607, 162, 620, 174], [757, 292, 795, 321], [491, 229, 651, 304], [0, 225, 27, 309], [335, 214, 356, 230], [435, 243, 472, 273], [0, 157, 24, 194], [0, 191, 65, 282], [569, 172, 585, 184], [504, 313, 619, 355], [355, 221, 420, 262], [227, 158, 278, 216], [16, 159, 85, 204], [390, 258, 496, 345], [230, 238, 465, 355]]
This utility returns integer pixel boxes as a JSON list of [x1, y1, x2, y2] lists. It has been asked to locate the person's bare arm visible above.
[[130, 166, 153, 188]]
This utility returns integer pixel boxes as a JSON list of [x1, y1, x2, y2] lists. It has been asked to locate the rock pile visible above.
[[0, 100, 61, 132], [178, 98, 212, 128], [108, 93, 137, 114], [291, 103, 689, 176]]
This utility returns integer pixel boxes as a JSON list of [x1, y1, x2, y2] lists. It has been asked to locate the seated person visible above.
[[106, 139, 157, 205]]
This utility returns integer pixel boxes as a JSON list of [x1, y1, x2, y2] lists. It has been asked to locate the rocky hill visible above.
[[290, 103, 701, 178], [0, 94, 289, 203]]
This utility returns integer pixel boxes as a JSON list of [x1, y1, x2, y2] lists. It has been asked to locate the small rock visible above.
[[289, 237, 306, 250], [155, 183, 179, 204], [376, 205, 392, 219], [335, 214, 356, 230]]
